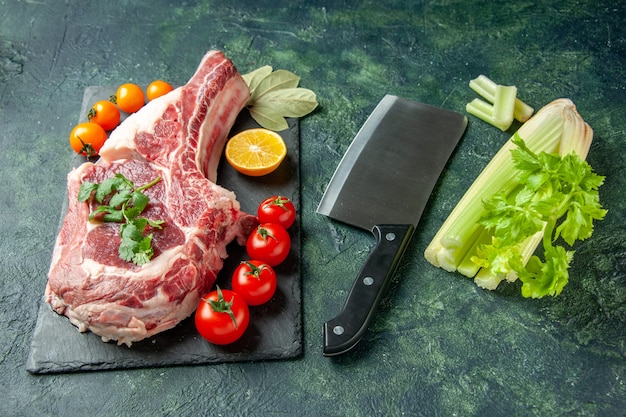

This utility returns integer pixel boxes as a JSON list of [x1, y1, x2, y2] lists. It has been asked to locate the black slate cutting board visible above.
[[26, 86, 302, 374]]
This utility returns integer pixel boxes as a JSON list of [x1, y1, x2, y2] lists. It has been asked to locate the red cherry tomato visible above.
[[246, 223, 291, 267], [69, 122, 107, 157], [232, 260, 277, 306], [257, 195, 296, 229], [195, 287, 250, 345], [87, 99, 121, 131]]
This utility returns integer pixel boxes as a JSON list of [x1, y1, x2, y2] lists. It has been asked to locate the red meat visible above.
[[45, 51, 255, 346]]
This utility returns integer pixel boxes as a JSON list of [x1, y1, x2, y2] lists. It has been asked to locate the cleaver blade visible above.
[[317, 94, 467, 356]]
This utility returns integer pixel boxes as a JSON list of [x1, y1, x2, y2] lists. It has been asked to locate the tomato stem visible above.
[[265, 196, 291, 211], [242, 260, 269, 281], [76, 135, 97, 158], [205, 286, 238, 328], [256, 225, 276, 243]]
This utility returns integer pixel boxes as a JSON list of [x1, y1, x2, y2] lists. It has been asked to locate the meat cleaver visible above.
[[317, 94, 467, 356]]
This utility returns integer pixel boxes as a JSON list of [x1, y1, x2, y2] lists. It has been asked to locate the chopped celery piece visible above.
[[465, 98, 493, 125], [492, 85, 516, 129], [469, 75, 534, 122], [466, 85, 517, 131]]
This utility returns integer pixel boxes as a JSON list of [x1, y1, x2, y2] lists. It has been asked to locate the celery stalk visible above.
[[473, 268, 504, 290], [425, 99, 594, 293], [424, 108, 564, 271], [456, 227, 492, 277]]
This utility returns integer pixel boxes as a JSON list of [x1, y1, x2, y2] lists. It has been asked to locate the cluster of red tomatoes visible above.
[[69, 80, 174, 157], [194, 196, 297, 345]]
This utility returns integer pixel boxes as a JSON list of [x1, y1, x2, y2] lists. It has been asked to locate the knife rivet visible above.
[[333, 325, 344, 335], [363, 276, 374, 286], [385, 232, 396, 241]]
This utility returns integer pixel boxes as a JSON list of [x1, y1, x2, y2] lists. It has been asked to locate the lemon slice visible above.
[[225, 128, 287, 176]]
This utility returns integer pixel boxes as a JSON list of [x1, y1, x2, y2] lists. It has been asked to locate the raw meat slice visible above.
[[45, 51, 255, 346]]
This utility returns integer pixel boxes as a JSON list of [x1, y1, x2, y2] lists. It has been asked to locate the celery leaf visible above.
[[474, 136, 606, 298]]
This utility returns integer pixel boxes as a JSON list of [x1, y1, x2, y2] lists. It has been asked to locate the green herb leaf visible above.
[[123, 206, 143, 222], [77, 181, 98, 202], [95, 174, 130, 203], [132, 235, 155, 266], [100, 206, 125, 223], [108, 188, 132, 208], [131, 191, 149, 213], [146, 218, 165, 229], [119, 222, 141, 262], [119, 218, 157, 266], [78, 174, 164, 266], [480, 190, 544, 246], [473, 236, 522, 276]]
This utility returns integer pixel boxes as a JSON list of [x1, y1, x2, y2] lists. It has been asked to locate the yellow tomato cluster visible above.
[[69, 80, 174, 157]]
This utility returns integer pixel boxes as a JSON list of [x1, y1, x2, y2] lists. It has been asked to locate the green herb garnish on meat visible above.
[[78, 174, 164, 266]]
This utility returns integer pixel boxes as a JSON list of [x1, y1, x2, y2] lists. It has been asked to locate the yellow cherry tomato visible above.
[[69, 122, 107, 157], [115, 83, 145, 113], [146, 80, 174, 101], [87, 99, 120, 131]]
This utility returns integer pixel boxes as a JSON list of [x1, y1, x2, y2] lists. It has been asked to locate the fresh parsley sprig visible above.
[[78, 173, 165, 266], [472, 134, 607, 298]]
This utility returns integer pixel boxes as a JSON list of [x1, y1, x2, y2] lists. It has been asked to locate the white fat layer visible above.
[[68, 287, 202, 346], [99, 88, 183, 163], [194, 76, 249, 181], [79, 244, 187, 279]]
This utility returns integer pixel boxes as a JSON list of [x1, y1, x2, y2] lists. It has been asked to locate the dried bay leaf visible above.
[[242, 65, 273, 99], [253, 69, 301, 99], [248, 105, 289, 131], [254, 88, 318, 118], [242, 66, 319, 131]]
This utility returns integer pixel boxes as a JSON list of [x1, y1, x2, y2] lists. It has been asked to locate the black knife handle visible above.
[[323, 224, 415, 356]]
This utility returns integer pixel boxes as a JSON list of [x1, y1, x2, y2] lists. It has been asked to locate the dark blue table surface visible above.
[[1, 1, 624, 416]]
